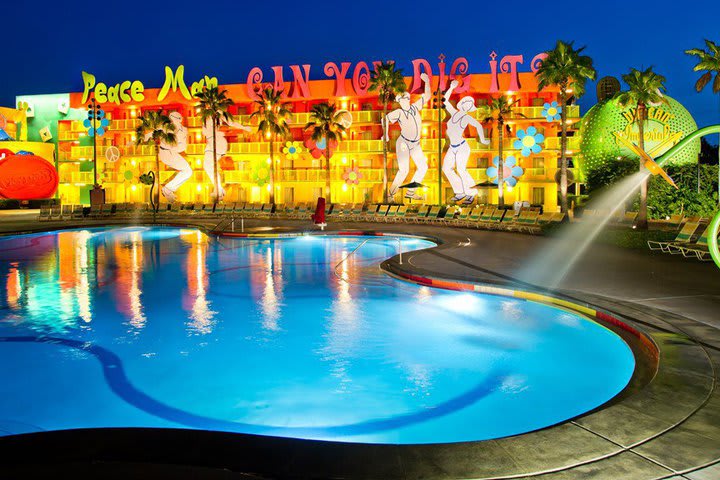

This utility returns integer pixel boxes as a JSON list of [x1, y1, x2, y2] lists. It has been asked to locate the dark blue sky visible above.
[[3, 0, 720, 128]]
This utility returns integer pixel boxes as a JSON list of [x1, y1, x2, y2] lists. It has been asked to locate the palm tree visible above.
[[135, 110, 175, 212], [194, 86, 234, 208], [369, 61, 406, 202], [615, 67, 667, 230], [249, 85, 291, 205], [686, 39, 720, 204], [536, 40, 596, 214], [305, 102, 347, 204], [481, 96, 522, 208]]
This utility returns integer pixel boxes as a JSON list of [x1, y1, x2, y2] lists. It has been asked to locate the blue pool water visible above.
[[0, 227, 635, 444]]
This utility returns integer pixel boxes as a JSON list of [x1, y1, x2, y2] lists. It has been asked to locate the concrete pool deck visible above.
[[1, 210, 719, 480]]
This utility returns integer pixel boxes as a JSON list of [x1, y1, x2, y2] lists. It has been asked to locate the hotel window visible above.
[[532, 187, 545, 205]]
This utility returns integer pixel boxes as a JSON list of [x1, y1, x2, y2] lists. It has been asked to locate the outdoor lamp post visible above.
[[85, 97, 109, 206]]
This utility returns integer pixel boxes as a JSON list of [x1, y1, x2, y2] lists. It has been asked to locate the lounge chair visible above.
[[675, 224, 713, 260], [516, 210, 541, 233], [294, 203, 310, 220], [447, 206, 470, 226], [648, 221, 703, 253], [411, 205, 430, 223], [418, 206, 441, 223], [482, 207, 506, 229], [384, 205, 399, 222], [617, 211, 638, 226], [372, 205, 390, 221], [363, 204, 380, 221], [37, 204, 51, 221], [59, 204, 73, 220], [393, 205, 409, 223]]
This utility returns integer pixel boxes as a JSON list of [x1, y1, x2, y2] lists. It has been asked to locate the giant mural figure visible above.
[[202, 117, 253, 201], [383, 72, 431, 201], [442, 80, 490, 204], [156, 111, 192, 203]]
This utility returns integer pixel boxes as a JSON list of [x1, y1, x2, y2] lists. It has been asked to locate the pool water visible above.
[[0, 227, 635, 444]]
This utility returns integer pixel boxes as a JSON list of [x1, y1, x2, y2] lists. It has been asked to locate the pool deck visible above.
[[1, 210, 720, 480]]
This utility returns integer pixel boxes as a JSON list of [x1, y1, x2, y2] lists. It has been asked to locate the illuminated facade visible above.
[[14, 59, 585, 210]]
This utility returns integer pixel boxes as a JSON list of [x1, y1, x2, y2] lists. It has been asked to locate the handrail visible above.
[[333, 237, 403, 282]]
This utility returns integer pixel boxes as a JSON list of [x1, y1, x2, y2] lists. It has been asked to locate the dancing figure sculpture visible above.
[[145, 111, 192, 203], [383, 72, 431, 201], [442, 80, 490, 204], [202, 117, 253, 201]]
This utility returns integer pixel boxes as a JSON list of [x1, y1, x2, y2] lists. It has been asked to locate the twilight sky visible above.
[[2, 0, 719, 129]]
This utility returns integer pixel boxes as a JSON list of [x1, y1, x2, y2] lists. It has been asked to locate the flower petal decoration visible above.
[[513, 127, 545, 157], [541, 101, 561, 122], [342, 166, 363, 185], [304, 136, 338, 159], [486, 156, 524, 186], [282, 141, 303, 160], [251, 160, 271, 186]]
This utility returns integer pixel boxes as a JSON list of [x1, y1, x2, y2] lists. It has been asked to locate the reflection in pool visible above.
[[0, 227, 635, 444]]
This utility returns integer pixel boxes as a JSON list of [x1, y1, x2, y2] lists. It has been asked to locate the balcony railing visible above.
[[68, 135, 581, 160], [62, 104, 582, 134]]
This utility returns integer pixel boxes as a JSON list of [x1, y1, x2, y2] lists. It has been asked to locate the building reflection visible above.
[[112, 230, 147, 331], [260, 244, 282, 331], [319, 249, 362, 393], [181, 230, 215, 335], [1, 231, 96, 332]]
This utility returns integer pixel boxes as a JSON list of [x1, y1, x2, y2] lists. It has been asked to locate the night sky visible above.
[[3, 0, 719, 131]]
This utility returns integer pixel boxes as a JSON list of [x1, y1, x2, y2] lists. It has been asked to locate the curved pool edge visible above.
[[0, 221, 717, 479]]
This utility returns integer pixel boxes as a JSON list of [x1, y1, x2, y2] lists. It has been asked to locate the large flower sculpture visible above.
[[251, 160, 271, 186], [486, 156, 524, 187], [282, 141, 303, 160], [541, 102, 561, 122], [342, 166, 363, 185], [513, 126, 544, 157], [304, 136, 338, 159], [83, 108, 110, 137]]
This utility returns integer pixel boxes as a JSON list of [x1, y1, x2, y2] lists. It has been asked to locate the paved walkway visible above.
[[1, 209, 720, 479]]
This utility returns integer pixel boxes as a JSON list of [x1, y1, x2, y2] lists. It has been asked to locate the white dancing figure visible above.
[[383, 72, 431, 200], [145, 111, 192, 204], [442, 80, 490, 204], [202, 117, 252, 201]]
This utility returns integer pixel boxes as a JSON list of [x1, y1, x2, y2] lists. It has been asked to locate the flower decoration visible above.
[[282, 141, 303, 160], [513, 126, 544, 157], [342, 166, 363, 185], [251, 160, 271, 186], [486, 156, 524, 187], [541, 102, 561, 122], [304, 136, 338, 159], [83, 108, 110, 137]]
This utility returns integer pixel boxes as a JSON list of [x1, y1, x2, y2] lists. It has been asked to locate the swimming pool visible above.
[[0, 227, 635, 444]]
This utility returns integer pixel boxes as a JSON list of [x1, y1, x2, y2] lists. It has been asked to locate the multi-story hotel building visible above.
[[11, 58, 583, 211]]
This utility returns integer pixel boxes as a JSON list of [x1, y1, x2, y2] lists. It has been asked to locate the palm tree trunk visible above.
[[325, 146, 332, 204], [155, 145, 160, 212], [559, 90, 569, 214], [498, 118, 504, 208], [269, 136, 275, 205], [212, 118, 218, 209], [382, 102, 388, 203], [637, 105, 648, 229]]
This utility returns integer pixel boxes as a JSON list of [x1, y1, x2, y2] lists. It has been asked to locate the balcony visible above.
[[63, 104, 582, 135]]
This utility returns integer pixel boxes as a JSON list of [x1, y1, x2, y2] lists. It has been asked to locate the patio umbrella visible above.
[[473, 181, 496, 188], [399, 181, 427, 204]]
